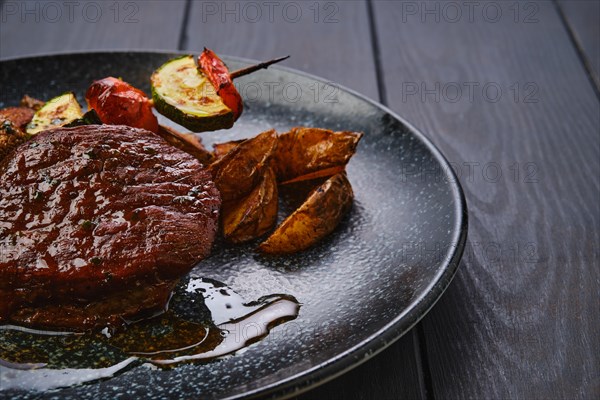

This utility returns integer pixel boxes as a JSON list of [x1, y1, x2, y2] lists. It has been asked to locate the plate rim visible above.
[[0, 50, 468, 400]]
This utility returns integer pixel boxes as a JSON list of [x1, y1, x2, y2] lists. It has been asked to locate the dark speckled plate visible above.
[[0, 52, 467, 399]]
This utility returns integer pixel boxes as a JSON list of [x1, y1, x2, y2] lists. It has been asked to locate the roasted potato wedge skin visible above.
[[222, 167, 278, 243], [212, 139, 244, 160], [280, 165, 346, 185], [209, 129, 278, 202], [156, 124, 213, 165], [0, 118, 28, 162], [20, 95, 45, 111], [272, 127, 363, 182], [0, 107, 34, 131], [258, 172, 354, 254]]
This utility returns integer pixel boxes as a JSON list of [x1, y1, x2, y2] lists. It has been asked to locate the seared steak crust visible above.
[[0, 125, 220, 330]]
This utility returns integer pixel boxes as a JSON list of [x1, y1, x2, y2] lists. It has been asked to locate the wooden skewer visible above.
[[229, 55, 290, 79]]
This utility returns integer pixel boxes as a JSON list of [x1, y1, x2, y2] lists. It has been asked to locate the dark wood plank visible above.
[[372, 1, 600, 398], [184, 0, 379, 100], [0, 0, 186, 58], [185, 2, 424, 399], [297, 333, 425, 400], [558, 0, 600, 88]]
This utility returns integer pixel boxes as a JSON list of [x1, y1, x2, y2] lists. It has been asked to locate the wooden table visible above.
[[1, 1, 598, 398]]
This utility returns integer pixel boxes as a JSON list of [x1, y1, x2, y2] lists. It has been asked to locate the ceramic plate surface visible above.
[[0, 52, 467, 399]]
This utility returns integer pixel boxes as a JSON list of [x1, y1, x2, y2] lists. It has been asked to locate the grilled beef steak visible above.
[[0, 125, 221, 331]]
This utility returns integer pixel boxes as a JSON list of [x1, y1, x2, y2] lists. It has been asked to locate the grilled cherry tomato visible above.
[[86, 77, 159, 133], [198, 48, 243, 120]]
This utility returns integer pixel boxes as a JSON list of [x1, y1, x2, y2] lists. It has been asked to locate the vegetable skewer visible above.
[[23, 50, 291, 137], [229, 55, 290, 79], [152, 49, 289, 132]]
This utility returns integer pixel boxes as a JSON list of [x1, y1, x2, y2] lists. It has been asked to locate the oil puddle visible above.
[[0, 277, 300, 391]]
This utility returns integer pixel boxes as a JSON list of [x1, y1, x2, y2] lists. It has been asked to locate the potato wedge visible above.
[[280, 165, 346, 185], [212, 139, 244, 160], [209, 129, 278, 202], [0, 117, 28, 162], [272, 127, 362, 182], [0, 107, 34, 131], [19, 95, 45, 111], [222, 167, 278, 243], [156, 124, 213, 165], [258, 172, 353, 254]]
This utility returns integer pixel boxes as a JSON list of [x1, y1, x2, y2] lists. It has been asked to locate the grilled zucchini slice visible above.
[[26, 92, 83, 135], [151, 55, 234, 132], [64, 109, 103, 128]]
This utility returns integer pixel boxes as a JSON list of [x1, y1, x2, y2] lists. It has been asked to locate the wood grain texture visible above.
[[0, 0, 187, 58], [297, 333, 425, 400], [184, 0, 379, 100], [372, 1, 600, 398], [558, 0, 600, 88], [185, 1, 424, 398]]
